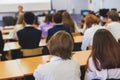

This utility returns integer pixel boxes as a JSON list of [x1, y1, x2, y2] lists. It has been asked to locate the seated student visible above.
[[46, 11, 71, 42], [62, 11, 79, 32], [106, 10, 120, 40], [81, 14, 102, 50], [39, 14, 53, 38], [86, 29, 120, 80], [0, 31, 4, 55], [17, 12, 42, 49], [33, 31, 81, 80]]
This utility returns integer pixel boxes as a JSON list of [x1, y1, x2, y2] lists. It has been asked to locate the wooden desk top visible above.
[[0, 60, 23, 80], [16, 50, 90, 76], [73, 36, 83, 43], [1, 29, 14, 34], [17, 55, 52, 76], [72, 50, 91, 66]]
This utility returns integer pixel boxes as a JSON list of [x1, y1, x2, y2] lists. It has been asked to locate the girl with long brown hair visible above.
[[86, 29, 120, 80]]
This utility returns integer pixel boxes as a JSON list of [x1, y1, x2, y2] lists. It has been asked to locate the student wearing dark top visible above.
[[17, 12, 42, 49], [0, 31, 4, 55], [46, 11, 71, 42]]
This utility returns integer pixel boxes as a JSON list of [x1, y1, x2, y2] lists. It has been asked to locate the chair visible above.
[[21, 47, 43, 57], [3, 16, 15, 26]]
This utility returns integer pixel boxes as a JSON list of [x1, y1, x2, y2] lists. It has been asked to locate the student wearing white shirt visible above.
[[106, 10, 120, 41], [33, 31, 81, 80], [86, 29, 120, 80], [81, 14, 102, 50]]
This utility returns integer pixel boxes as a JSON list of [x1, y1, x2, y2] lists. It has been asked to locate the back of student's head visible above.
[[47, 31, 74, 59], [24, 12, 35, 25], [85, 14, 99, 28], [44, 14, 52, 24], [52, 12, 62, 23], [107, 10, 119, 21], [91, 29, 120, 70]]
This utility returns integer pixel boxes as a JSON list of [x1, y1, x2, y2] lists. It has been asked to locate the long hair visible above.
[[88, 29, 120, 71], [62, 11, 75, 32]]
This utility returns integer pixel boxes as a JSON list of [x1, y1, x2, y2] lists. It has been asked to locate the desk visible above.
[[16, 50, 90, 76], [3, 34, 13, 40], [0, 60, 23, 80], [73, 36, 83, 43], [72, 50, 91, 66], [4, 43, 10, 51], [7, 42, 21, 50], [39, 38, 46, 46], [3, 36, 82, 51], [17, 55, 52, 76], [1, 29, 14, 34]]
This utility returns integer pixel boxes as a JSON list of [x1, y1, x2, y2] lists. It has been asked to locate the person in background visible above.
[[106, 10, 120, 41], [17, 12, 42, 49], [34, 31, 81, 80], [86, 29, 120, 80], [16, 5, 24, 25], [81, 14, 102, 50], [9, 5, 24, 40], [40, 14, 53, 38], [62, 11, 79, 32], [46, 11, 71, 42]]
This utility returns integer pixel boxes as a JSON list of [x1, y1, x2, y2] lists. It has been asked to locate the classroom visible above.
[[0, 0, 120, 80]]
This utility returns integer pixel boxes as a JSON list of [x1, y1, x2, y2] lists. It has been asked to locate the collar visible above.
[[26, 24, 33, 27], [54, 23, 63, 26], [50, 56, 62, 62]]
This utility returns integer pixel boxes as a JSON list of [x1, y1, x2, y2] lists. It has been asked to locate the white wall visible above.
[[88, 0, 120, 12], [103, 0, 120, 11], [52, 0, 88, 14], [88, 0, 103, 12]]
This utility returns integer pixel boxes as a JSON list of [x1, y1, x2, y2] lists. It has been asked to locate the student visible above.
[[46, 11, 71, 42], [81, 14, 102, 50], [106, 10, 120, 40], [86, 29, 120, 80], [62, 11, 79, 32], [17, 12, 42, 49], [34, 31, 81, 80], [39, 14, 53, 38], [0, 31, 4, 55]]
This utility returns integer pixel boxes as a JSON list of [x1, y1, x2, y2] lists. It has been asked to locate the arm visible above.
[[33, 65, 43, 80]]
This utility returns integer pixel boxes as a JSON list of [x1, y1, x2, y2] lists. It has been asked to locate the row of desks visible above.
[[3, 35, 83, 51], [0, 50, 91, 79]]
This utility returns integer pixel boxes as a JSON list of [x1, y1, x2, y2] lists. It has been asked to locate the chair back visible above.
[[21, 47, 43, 57]]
